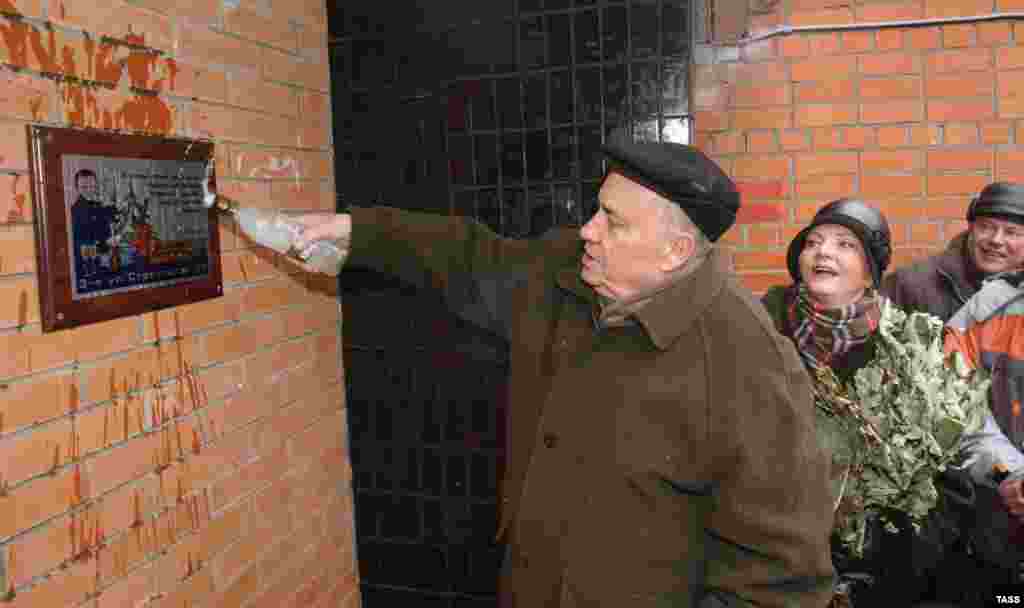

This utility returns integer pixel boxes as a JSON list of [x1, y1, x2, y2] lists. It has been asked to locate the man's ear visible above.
[[661, 231, 695, 273]]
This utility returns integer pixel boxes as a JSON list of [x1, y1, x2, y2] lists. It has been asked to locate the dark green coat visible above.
[[347, 206, 835, 607]]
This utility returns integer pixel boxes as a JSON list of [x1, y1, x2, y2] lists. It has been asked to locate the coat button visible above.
[[543, 432, 559, 448]]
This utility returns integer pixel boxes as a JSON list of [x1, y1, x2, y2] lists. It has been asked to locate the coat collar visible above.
[[555, 247, 728, 351], [935, 231, 983, 301]]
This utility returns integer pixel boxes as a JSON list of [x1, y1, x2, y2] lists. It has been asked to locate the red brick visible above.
[[732, 249, 786, 269], [997, 150, 1024, 181], [791, 7, 854, 26], [732, 107, 792, 130], [263, 48, 329, 92], [926, 0, 996, 18], [225, 6, 298, 51], [999, 47, 1024, 70], [876, 29, 905, 51], [693, 111, 729, 132], [928, 149, 993, 172], [732, 156, 791, 179], [736, 181, 785, 199], [86, 432, 161, 498], [943, 123, 981, 146], [905, 26, 942, 50], [190, 103, 296, 147], [97, 558, 156, 608], [814, 126, 875, 150], [694, 84, 729, 110], [0, 223, 34, 275], [794, 79, 856, 103], [981, 121, 1013, 144], [795, 151, 858, 178], [1003, 95, 1024, 118], [807, 33, 841, 56], [791, 56, 856, 82], [861, 100, 923, 124], [859, 76, 921, 99], [0, 71, 54, 122], [796, 103, 858, 128], [204, 315, 286, 365], [748, 225, 780, 247], [53, 1, 173, 52], [0, 467, 80, 539], [0, 120, 28, 172], [733, 84, 790, 108], [780, 129, 811, 151], [909, 222, 942, 244], [862, 174, 924, 197], [795, 174, 857, 198], [713, 131, 744, 155], [942, 24, 976, 48], [911, 124, 938, 146], [841, 31, 875, 53], [927, 99, 995, 122], [728, 61, 789, 84], [925, 73, 993, 98], [746, 131, 778, 153], [862, 150, 923, 173], [0, 371, 73, 431], [999, 71, 1024, 100], [927, 48, 993, 74], [227, 74, 298, 117], [857, 4, 925, 22], [859, 52, 921, 76], [216, 179, 274, 211], [166, 60, 229, 102], [6, 557, 94, 608], [875, 199, 929, 221], [0, 417, 70, 486], [978, 21, 1012, 45], [929, 174, 991, 196], [178, 26, 262, 71], [780, 36, 810, 58], [130, 0, 220, 25]]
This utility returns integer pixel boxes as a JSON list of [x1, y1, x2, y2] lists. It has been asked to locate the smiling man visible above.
[[883, 182, 1024, 321], [291, 140, 835, 608]]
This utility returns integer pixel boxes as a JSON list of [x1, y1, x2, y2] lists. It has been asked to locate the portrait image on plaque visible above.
[[28, 126, 223, 332]]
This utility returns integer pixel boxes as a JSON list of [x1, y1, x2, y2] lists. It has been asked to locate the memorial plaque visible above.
[[27, 126, 223, 333]]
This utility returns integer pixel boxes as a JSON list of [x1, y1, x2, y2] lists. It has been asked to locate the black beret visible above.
[[967, 181, 1024, 225], [601, 139, 740, 242]]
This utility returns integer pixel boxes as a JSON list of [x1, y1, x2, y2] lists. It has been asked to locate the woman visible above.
[[762, 199, 970, 607], [761, 198, 890, 383]]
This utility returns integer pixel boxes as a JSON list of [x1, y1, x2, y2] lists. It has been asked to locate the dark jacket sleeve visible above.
[[881, 268, 917, 314], [346, 205, 579, 339]]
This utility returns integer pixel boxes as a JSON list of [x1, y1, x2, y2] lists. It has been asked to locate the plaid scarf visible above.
[[785, 283, 881, 371]]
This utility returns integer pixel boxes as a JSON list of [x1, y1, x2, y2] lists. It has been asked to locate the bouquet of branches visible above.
[[811, 300, 990, 558]]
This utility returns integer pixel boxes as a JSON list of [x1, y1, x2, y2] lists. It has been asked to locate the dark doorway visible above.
[[327, 2, 693, 606]]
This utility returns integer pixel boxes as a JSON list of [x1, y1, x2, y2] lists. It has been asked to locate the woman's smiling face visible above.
[[798, 224, 871, 309]]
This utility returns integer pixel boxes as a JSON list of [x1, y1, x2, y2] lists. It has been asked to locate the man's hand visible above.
[[291, 213, 351, 252], [998, 477, 1024, 519]]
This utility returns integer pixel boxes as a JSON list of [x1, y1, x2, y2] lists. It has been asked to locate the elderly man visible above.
[[294, 140, 834, 607], [883, 182, 1024, 321]]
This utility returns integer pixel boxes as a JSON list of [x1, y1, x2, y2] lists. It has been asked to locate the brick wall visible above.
[[0, 1, 357, 607], [698, 0, 1024, 293]]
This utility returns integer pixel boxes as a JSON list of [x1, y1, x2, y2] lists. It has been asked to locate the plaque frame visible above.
[[27, 125, 223, 333]]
